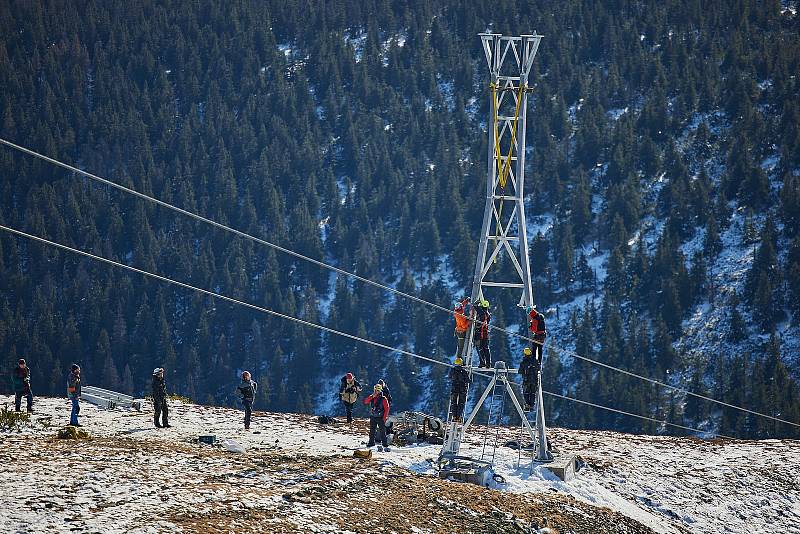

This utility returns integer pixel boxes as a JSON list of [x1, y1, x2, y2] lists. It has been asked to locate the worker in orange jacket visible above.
[[453, 297, 471, 360]]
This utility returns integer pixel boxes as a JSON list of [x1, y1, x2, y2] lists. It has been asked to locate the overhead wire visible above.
[[1, 137, 797, 430], [0, 223, 731, 439], [469, 367, 735, 440]]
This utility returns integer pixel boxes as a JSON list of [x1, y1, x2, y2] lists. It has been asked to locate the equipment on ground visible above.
[[437, 455, 494, 487], [82, 385, 143, 411], [386, 411, 445, 446]]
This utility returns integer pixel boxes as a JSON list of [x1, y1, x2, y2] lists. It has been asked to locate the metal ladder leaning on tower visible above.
[[439, 32, 575, 484]]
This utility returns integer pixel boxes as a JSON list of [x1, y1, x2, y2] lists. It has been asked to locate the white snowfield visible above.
[[0, 396, 798, 534]]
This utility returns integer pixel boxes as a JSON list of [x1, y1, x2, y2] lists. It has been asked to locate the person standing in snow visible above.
[[237, 371, 257, 430], [449, 357, 471, 422], [363, 384, 390, 450], [152, 367, 170, 428], [453, 297, 472, 361], [66, 364, 81, 427], [518, 347, 539, 411], [338, 372, 362, 426], [11, 358, 33, 413]]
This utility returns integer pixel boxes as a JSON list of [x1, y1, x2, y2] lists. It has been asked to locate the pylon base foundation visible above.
[[540, 454, 578, 481]]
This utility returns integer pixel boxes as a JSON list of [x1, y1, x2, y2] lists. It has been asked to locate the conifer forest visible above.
[[1, 0, 799, 439]]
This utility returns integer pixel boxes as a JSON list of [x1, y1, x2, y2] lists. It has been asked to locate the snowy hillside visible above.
[[2, 397, 798, 533]]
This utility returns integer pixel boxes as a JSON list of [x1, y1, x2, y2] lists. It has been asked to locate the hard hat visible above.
[[523, 347, 532, 356], [242, 371, 251, 380], [153, 367, 164, 376], [346, 372, 354, 380], [454, 357, 463, 366], [480, 299, 489, 308], [374, 384, 383, 392]]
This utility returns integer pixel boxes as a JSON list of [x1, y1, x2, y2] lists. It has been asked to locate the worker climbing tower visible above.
[[441, 33, 559, 481]]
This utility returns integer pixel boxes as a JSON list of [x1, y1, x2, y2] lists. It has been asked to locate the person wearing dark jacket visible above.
[[528, 305, 547, 363], [339, 372, 362, 426], [67, 364, 81, 427], [363, 384, 390, 450], [474, 299, 492, 368], [377, 379, 392, 405], [518, 347, 540, 411], [152, 367, 170, 428], [449, 357, 471, 422], [12, 358, 33, 413], [237, 371, 258, 430]]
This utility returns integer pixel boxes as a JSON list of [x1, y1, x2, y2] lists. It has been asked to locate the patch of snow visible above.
[[438, 79, 455, 111], [587, 249, 609, 285], [277, 43, 294, 57], [466, 96, 479, 120], [607, 107, 629, 121], [761, 154, 780, 172], [344, 30, 367, 63], [527, 212, 554, 237], [7, 396, 796, 534]]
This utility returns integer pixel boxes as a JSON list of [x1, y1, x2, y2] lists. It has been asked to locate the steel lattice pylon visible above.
[[441, 33, 552, 467], [470, 32, 541, 311]]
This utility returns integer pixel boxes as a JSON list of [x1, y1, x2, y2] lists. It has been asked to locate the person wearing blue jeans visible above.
[[12, 358, 33, 412], [67, 364, 82, 427]]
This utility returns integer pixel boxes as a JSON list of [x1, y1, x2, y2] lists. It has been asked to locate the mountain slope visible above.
[[2, 396, 798, 533]]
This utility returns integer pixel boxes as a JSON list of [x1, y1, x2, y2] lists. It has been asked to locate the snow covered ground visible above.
[[1, 396, 798, 533]]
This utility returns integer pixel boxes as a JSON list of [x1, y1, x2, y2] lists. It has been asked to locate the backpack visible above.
[[370, 395, 386, 418]]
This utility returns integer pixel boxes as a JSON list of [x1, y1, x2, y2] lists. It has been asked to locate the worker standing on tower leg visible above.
[[474, 299, 492, 368], [453, 297, 471, 360], [528, 304, 546, 365], [518, 347, 539, 411], [449, 357, 471, 422]]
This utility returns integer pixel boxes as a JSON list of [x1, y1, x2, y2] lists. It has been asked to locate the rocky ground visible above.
[[0, 396, 797, 533]]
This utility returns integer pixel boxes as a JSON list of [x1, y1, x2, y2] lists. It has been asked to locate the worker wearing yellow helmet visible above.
[[473, 298, 491, 368], [519, 346, 539, 411], [363, 383, 390, 450], [449, 356, 471, 422]]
